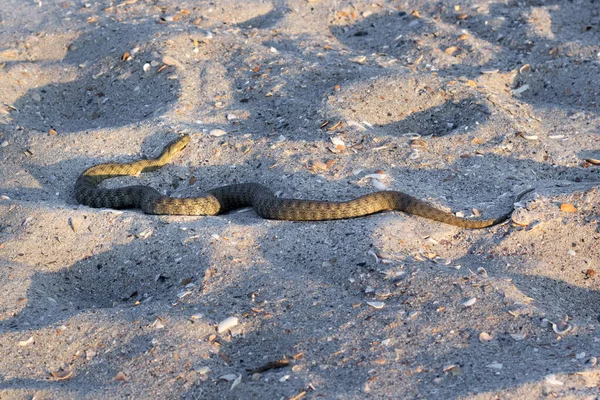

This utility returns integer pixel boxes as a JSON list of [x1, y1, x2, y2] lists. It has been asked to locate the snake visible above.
[[75, 135, 531, 228]]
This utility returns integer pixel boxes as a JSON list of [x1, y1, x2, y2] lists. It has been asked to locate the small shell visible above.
[[585, 357, 597, 366], [231, 374, 242, 390], [329, 136, 346, 152], [18, 337, 34, 346], [366, 301, 385, 309], [519, 64, 531, 73], [209, 129, 227, 137], [217, 316, 239, 333], [544, 374, 563, 386], [349, 56, 367, 64], [478, 332, 494, 343], [50, 369, 74, 380], [196, 366, 211, 374], [512, 84, 530, 96], [462, 297, 477, 307], [509, 333, 526, 341], [113, 371, 127, 381], [219, 373, 238, 382]]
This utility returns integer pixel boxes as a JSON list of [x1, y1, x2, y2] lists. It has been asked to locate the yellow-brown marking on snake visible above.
[[75, 135, 531, 228]]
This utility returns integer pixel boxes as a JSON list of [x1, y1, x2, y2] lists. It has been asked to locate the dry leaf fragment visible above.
[[327, 121, 342, 131], [457, 34, 469, 41], [49, 128, 58, 136], [560, 203, 576, 212], [121, 52, 131, 61]]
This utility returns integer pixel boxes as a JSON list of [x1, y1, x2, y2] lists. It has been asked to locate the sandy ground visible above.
[[1, 0, 600, 398]]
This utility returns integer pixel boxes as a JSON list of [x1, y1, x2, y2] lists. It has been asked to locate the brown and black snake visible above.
[[75, 135, 530, 228]]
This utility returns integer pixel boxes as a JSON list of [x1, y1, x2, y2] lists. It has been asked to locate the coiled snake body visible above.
[[75, 135, 528, 228]]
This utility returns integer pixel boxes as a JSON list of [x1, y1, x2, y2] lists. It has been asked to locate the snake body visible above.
[[75, 135, 528, 228]]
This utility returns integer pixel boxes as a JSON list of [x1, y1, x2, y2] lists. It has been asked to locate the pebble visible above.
[[210, 129, 227, 137], [143, 63, 151, 72], [226, 113, 237, 121], [1, 141, 8, 147], [217, 316, 239, 333]]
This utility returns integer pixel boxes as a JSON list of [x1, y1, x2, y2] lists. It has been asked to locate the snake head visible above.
[[161, 135, 191, 158]]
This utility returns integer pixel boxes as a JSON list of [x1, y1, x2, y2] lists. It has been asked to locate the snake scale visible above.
[[75, 135, 529, 228]]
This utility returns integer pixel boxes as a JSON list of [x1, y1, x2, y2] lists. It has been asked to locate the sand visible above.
[[1, 0, 599, 398]]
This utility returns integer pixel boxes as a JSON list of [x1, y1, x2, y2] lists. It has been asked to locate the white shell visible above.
[[217, 316, 239, 333], [462, 297, 477, 307]]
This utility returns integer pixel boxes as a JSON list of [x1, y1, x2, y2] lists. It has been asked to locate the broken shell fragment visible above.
[[217, 316, 239, 333]]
